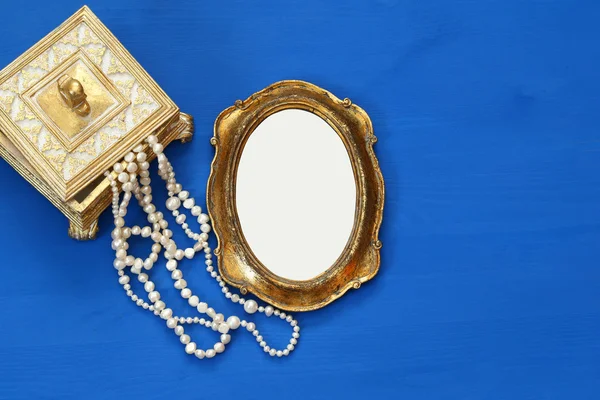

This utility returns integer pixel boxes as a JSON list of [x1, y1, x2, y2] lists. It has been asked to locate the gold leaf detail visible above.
[[29, 54, 50, 71], [14, 103, 37, 121], [20, 123, 43, 145], [98, 130, 121, 152], [59, 29, 79, 46], [45, 152, 67, 172], [113, 79, 135, 98], [20, 68, 45, 90], [134, 86, 155, 106], [84, 46, 106, 65], [41, 134, 64, 152], [74, 137, 97, 157], [0, 93, 15, 114], [79, 25, 103, 46], [106, 112, 127, 131], [21, 123, 42, 135], [0, 75, 20, 94], [67, 156, 88, 176], [107, 55, 127, 74], [132, 106, 152, 125], [52, 45, 75, 65]]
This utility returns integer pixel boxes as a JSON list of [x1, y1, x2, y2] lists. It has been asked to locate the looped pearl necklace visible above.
[[106, 135, 300, 359]]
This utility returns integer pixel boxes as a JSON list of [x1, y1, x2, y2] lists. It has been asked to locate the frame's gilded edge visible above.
[[207, 80, 385, 312]]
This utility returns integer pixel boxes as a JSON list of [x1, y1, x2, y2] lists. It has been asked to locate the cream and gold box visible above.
[[0, 6, 193, 240]]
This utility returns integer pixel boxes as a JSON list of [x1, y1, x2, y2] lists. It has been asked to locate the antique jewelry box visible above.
[[0, 6, 193, 239]]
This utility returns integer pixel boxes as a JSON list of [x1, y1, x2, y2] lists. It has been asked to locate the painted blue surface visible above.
[[0, 1, 599, 399]]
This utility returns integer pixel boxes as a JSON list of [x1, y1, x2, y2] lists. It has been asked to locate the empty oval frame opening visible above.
[[236, 109, 356, 281]]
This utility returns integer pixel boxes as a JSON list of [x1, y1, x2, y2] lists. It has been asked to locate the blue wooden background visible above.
[[0, 1, 599, 399]]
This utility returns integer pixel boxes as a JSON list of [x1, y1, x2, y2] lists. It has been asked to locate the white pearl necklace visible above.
[[106, 135, 300, 359]]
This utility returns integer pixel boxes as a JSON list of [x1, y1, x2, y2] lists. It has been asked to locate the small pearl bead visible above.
[[160, 308, 172, 320], [220, 334, 231, 344], [244, 300, 258, 314], [269, 349, 276, 357], [153, 143, 164, 154], [166, 197, 181, 211], [180, 334, 190, 345], [198, 214, 210, 224], [218, 324, 229, 334], [246, 322, 256, 332], [148, 291, 160, 303], [183, 198, 195, 209], [144, 281, 155, 292], [264, 306, 274, 317], [195, 349, 205, 359], [227, 316, 241, 330], [174, 326, 184, 336], [188, 295, 199, 307], [154, 301, 165, 311], [166, 318, 177, 329], [181, 288, 192, 298], [205, 349, 216, 358], [214, 342, 225, 353], [166, 260, 178, 271], [200, 224, 211, 233], [197, 302, 208, 313], [118, 172, 129, 183], [171, 270, 182, 280], [185, 342, 197, 354]]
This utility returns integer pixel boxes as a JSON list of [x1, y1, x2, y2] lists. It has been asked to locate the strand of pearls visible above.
[[107, 135, 300, 359]]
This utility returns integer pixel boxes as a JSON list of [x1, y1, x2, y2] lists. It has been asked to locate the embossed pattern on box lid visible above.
[[0, 6, 178, 200]]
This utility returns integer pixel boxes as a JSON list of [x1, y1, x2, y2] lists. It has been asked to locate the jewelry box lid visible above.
[[0, 6, 178, 201]]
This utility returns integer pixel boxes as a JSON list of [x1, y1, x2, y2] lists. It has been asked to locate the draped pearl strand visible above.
[[107, 135, 300, 359]]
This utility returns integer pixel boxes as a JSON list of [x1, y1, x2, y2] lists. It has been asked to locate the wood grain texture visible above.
[[0, 1, 599, 399]]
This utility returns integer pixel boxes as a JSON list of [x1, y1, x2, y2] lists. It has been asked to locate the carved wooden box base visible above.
[[0, 112, 193, 240]]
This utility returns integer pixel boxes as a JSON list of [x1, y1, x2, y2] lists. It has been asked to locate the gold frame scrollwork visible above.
[[207, 80, 384, 311]]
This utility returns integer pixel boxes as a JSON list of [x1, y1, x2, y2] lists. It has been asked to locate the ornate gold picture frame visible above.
[[207, 80, 384, 311]]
